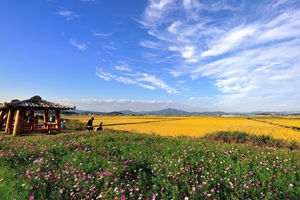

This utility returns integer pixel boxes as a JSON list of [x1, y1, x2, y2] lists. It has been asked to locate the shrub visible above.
[[62, 119, 86, 131], [203, 131, 300, 150]]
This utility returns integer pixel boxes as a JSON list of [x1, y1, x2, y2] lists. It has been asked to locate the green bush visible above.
[[203, 131, 299, 150], [62, 119, 86, 131]]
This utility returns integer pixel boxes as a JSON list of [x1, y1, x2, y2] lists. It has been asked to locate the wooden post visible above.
[[0, 110, 4, 131], [13, 109, 24, 136], [44, 109, 49, 123], [5, 109, 15, 134], [55, 109, 61, 133], [30, 110, 34, 120]]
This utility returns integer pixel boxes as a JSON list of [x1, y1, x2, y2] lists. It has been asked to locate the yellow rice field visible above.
[[255, 117, 300, 128], [63, 115, 300, 142]]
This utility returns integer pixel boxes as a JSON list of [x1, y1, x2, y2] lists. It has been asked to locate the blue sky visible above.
[[1, 0, 300, 112]]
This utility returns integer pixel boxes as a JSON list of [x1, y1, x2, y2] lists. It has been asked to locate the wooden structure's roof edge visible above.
[[0, 95, 76, 110]]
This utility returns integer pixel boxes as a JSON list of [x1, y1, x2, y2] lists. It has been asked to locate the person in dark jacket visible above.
[[96, 122, 103, 131], [86, 117, 94, 131]]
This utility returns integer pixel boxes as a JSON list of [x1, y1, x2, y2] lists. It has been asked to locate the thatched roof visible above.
[[0, 95, 75, 110]]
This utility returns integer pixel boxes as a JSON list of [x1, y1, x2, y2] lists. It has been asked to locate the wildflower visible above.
[[96, 193, 102, 199], [272, 174, 276, 178], [29, 196, 34, 200], [120, 195, 126, 200], [288, 183, 293, 187], [184, 197, 188, 200], [152, 193, 156, 200]]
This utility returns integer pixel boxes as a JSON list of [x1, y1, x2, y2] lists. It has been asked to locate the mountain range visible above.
[[63, 108, 300, 116]]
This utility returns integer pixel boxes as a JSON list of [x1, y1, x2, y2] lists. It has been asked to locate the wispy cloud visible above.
[[114, 62, 132, 72], [63, 98, 172, 104], [61, 98, 177, 112], [101, 42, 119, 50], [70, 38, 87, 51], [92, 31, 114, 37], [139, 0, 300, 110], [189, 97, 213, 101], [96, 65, 178, 94], [58, 8, 80, 20]]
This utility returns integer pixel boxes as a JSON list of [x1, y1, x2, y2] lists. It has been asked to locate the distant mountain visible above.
[[70, 109, 106, 115], [106, 111, 124, 116], [68, 108, 300, 116], [147, 108, 190, 115]]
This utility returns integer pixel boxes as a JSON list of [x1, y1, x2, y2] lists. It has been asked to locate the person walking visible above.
[[86, 117, 94, 131]]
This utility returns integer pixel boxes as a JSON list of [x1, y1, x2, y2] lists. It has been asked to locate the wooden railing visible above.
[[22, 122, 58, 132]]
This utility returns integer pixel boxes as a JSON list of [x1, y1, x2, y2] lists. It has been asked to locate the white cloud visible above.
[[201, 25, 257, 57], [96, 67, 178, 94], [92, 31, 114, 37], [140, 40, 162, 49], [58, 9, 80, 20], [96, 68, 115, 81], [141, 0, 174, 27], [189, 97, 212, 101], [61, 98, 178, 112], [272, 0, 290, 9], [114, 63, 132, 72], [138, 0, 300, 111], [137, 73, 178, 93], [70, 38, 87, 51]]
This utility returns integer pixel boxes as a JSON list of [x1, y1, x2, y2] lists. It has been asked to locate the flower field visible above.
[[64, 115, 300, 142], [0, 130, 300, 199]]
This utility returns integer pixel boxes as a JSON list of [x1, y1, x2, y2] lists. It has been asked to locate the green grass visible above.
[[0, 130, 299, 199]]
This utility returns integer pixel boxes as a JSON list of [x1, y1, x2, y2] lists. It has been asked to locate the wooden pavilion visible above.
[[0, 95, 76, 136]]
